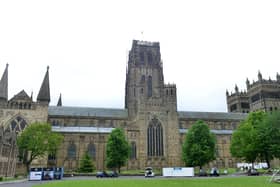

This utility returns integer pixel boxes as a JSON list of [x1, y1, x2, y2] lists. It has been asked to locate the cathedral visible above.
[[0, 40, 279, 176]]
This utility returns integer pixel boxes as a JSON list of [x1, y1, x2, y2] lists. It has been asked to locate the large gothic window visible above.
[[147, 118, 163, 157], [87, 143, 96, 159], [130, 141, 137, 159], [147, 76, 152, 97], [67, 143, 76, 159], [8, 116, 27, 134]]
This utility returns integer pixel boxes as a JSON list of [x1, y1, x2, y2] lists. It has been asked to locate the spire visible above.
[[246, 78, 250, 89], [277, 72, 280, 82], [37, 66, 50, 103], [258, 70, 262, 81], [226, 89, 229, 97], [0, 64, 8, 101], [57, 93, 62, 106], [235, 84, 239, 93]]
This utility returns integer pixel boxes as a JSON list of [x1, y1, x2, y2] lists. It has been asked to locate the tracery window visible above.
[[87, 143, 96, 159], [67, 143, 76, 159], [8, 116, 27, 133], [130, 141, 137, 159], [147, 117, 163, 157]]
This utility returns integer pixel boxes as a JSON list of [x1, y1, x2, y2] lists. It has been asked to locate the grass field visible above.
[[33, 176, 279, 187]]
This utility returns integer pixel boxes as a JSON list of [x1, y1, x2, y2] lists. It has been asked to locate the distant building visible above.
[[1, 40, 262, 177], [227, 71, 280, 113]]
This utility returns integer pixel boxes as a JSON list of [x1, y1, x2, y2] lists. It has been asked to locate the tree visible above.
[[79, 152, 95, 173], [16, 122, 63, 173], [230, 111, 266, 165], [255, 110, 280, 168], [106, 128, 130, 173], [182, 120, 216, 169]]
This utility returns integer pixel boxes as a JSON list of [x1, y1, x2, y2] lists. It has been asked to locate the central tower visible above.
[[125, 40, 181, 168], [125, 40, 165, 118]]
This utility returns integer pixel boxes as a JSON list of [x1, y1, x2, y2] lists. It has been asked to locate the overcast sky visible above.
[[0, 0, 279, 112]]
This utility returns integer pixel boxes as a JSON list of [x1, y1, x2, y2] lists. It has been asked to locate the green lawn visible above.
[[33, 176, 279, 187]]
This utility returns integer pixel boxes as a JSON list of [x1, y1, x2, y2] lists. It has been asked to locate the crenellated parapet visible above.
[[226, 71, 280, 113]]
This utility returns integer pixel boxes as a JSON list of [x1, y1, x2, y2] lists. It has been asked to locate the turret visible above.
[[246, 78, 250, 89], [258, 70, 262, 81], [226, 89, 229, 97], [235, 84, 239, 94]]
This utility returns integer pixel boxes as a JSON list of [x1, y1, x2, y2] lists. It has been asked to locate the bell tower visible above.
[[125, 40, 165, 119]]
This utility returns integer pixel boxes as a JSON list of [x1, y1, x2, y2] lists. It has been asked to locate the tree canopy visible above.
[[230, 110, 280, 168], [16, 122, 63, 173], [106, 128, 130, 173], [182, 120, 216, 169]]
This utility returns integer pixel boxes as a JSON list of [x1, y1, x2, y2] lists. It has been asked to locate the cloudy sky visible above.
[[0, 0, 279, 112]]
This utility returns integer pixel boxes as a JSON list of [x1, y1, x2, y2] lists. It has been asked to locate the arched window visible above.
[[130, 141, 137, 159], [148, 52, 153, 64], [140, 52, 145, 63], [87, 143, 96, 159], [67, 143, 76, 159], [140, 75, 145, 83], [147, 117, 163, 157], [147, 76, 152, 97], [8, 116, 27, 133]]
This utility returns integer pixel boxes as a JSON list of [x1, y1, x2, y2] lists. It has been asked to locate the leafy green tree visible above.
[[106, 128, 130, 173], [79, 152, 95, 173], [16, 122, 63, 173], [230, 111, 266, 165], [255, 110, 280, 168], [182, 120, 216, 169]]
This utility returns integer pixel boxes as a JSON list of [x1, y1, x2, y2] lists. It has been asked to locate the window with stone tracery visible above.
[[130, 141, 137, 159], [67, 143, 76, 159], [147, 117, 163, 157], [87, 143, 96, 159]]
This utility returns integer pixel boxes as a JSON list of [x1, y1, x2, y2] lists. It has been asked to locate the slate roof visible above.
[[48, 106, 128, 119], [9, 90, 31, 101], [178, 111, 247, 120], [52, 126, 114, 133], [180, 129, 234, 135]]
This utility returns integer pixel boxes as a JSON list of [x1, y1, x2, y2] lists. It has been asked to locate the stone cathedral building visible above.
[[1, 40, 278, 176]]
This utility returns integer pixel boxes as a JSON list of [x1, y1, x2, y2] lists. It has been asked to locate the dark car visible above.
[[108, 171, 118, 177], [198, 169, 208, 176], [96, 171, 118, 178], [248, 169, 259, 176]]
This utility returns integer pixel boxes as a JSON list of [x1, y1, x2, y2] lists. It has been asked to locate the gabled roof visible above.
[[48, 106, 128, 119], [0, 64, 8, 100], [9, 90, 32, 101], [178, 111, 247, 121], [37, 67, 50, 102]]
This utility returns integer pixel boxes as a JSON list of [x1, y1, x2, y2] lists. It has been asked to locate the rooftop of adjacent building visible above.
[[48, 105, 247, 120]]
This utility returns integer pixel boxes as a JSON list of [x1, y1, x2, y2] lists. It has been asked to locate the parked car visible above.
[[247, 169, 259, 176], [96, 171, 118, 178], [96, 171, 108, 178], [107, 171, 118, 177], [210, 167, 219, 177], [198, 169, 208, 176], [145, 167, 155, 177]]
